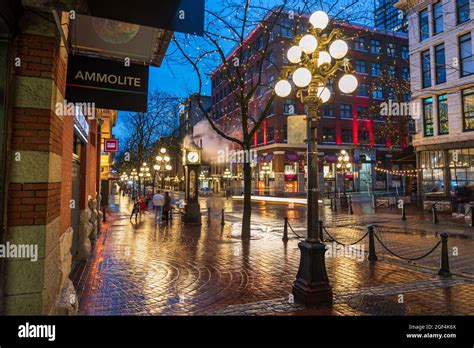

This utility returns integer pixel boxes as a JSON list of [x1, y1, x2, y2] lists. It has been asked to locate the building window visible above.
[[420, 151, 444, 193], [341, 129, 353, 143], [437, 94, 449, 135], [402, 45, 409, 59], [267, 127, 275, 143], [433, 1, 444, 34], [280, 25, 293, 38], [372, 62, 381, 76], [402, 67, 410, 80], [423, 97, 434, 136], [373, 87, 383, 99], [387, 42, 397, 57], [419, 8, 429, 41], [322, 128, 335, 142], [354, 37, 367, 51], [357, 105, 369, 119], [340, 104, 352, 119], [357, 83, 368, 97], [435, 43, 446, 84], [462, 88, 474, 131], [387, 65, 396, 76], [457, 0, 470, 24], [449, 149, 474, 190], [459, 33, 474, 77], [355, 59, 367, 74], [370, 39, 381, 54], [422, 49, 432, 88], [283, 99, 296, 114], [322, 104, 334, 118]]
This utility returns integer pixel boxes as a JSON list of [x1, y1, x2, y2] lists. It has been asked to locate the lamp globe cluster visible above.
[[274, 10, 358, 101]]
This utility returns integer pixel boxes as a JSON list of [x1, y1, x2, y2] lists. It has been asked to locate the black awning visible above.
[[0, 0, 22, 36], [86, 0, 204, 36]]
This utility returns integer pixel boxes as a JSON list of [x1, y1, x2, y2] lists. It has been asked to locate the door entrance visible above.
[[360, 163, 372, 193]]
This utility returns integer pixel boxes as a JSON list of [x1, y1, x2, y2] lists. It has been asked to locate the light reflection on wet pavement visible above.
[[72, 194, 474, 315]]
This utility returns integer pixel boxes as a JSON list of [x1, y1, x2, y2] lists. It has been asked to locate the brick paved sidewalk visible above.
[[71, 195, 474, 316]]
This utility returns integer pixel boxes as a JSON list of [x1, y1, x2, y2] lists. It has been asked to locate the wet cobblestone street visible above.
[[72, 194, 474, 315]]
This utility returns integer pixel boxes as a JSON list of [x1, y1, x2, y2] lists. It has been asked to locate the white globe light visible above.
[[317, 87, 331, 103], [338, 74, 358, 93], [287, 46, 302, 63], [275, 80, 292, 97], [292, 67, 312, 87], [309, 11, 329, 30], [346, 163, 352, 168], [317, 51, 332, 67], [329, 39, 348, 59], [299, 34, 318, 54]]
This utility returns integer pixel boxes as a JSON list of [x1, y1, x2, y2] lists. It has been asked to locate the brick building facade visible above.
[[209, 13, 410, 196]]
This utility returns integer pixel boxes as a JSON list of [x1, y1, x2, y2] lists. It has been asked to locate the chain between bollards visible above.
[[432, 203, 439, 224], [438, 232, 451, 277], [367, 225, 377, 261], [283, 217, 289, 242]]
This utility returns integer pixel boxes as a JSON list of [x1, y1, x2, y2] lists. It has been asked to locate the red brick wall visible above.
[[11, 108, 63, 155], [7, 183, 61, 226]]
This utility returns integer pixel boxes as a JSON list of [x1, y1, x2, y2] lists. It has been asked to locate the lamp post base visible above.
[[292, 240, 333, 307]]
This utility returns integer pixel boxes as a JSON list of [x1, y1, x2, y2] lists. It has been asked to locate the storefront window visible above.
[[421, 150, 444, 193], [449, 148, 474, 190]]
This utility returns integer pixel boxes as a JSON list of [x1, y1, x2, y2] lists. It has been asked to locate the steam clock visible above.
[[182, 148, 202, 224]]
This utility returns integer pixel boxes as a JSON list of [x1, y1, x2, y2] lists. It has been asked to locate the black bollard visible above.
[[438, 232, 451, 277], [334, 196, 338, 212], [170, 208, 173, 220], [208, 207, 211, 223], [432, 203, 439, 224], [372, 194, 376, 211], [330, 197, 334, 210], [102, 207, 106, 222], [221, 209, 225, 226], [318, 220, 324, 242], [348, 196, 353, 215], [368, 225, 377, 261], [283, 217, 289, 242], [401, 203, 407, 221]]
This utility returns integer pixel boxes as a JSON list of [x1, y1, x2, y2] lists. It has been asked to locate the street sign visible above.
[[104, 138, 119, 153]]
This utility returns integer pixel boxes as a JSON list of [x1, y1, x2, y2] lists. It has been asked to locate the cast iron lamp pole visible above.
[[274, 10, 358, 306]]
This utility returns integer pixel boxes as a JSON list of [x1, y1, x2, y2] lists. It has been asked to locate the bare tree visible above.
[[114, 90, 181, 175], [173, 0, 375, 238]]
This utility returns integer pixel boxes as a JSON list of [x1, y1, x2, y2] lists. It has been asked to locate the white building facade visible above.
[[396, 0, 474, 208]]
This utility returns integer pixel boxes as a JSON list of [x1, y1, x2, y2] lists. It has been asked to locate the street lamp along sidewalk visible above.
[[274, 10, 358, 307]]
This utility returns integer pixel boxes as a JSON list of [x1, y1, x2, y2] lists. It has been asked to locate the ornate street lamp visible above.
[[336, 149, 352, 205], [154, 149, 171, 191], [274, 10, 358, 306]]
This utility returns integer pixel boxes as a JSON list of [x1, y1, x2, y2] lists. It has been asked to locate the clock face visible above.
[[187, 151, 199, 163]]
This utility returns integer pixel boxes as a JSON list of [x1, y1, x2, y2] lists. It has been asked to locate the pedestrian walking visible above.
[[152, 190, 164, 223], [130, 197, 141, 222], [163, 192, 171, 222]]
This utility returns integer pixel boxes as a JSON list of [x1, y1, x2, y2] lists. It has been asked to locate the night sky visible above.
[[114, 0, 374, 139]]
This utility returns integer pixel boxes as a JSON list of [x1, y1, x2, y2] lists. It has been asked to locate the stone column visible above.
[[4, 9, 77, 314]]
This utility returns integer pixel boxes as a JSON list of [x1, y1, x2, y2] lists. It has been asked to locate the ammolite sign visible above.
[[66, 55, 149, 112]]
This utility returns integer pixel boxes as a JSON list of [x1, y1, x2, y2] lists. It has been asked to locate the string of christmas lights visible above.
[[375, 166, 421, 177]]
